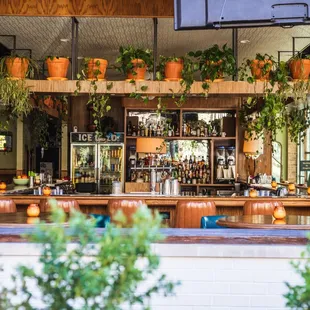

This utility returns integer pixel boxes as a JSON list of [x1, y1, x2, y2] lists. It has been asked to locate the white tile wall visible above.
[[0, 243, 305, 309]]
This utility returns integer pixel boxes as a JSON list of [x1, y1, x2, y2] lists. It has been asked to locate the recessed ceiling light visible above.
[[240, 39, 250, 44], [60, 38, 70, 42]]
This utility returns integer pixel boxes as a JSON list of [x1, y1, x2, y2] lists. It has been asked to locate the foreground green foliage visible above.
[[0, 203, 177, 309], [285, 236, 310, 309]]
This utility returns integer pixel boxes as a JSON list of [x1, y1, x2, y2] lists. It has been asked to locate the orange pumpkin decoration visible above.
[[0, 182, 7, 190], [43, 186, 51, 196], [249, 189, 257, 198], [288, 183, 296, 192], [27, 204, 40, 217], [271, 181, 277, 189], [273, 204, 286, 220], [307, 187, 310, 195]]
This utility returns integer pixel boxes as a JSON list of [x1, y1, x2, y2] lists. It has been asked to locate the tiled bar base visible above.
[[0, 242, 303, 309]]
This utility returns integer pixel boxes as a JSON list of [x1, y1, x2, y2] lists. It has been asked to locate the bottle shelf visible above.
[[126, 136, 236, 140], [180, 183, 235, 187]]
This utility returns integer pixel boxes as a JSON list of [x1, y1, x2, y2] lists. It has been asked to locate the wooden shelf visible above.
[[25, 80, 275, 95], [180, 183, 235, 187], [126, 136, 236, 140]]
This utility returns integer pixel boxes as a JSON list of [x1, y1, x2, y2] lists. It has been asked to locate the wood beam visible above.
[[0, 0, 174, 17]]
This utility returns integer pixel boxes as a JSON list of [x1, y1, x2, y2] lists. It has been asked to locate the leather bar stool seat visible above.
[[175, 201, 216, 228], [243, 200, 283, 215], [107, 199, 146, 225], [40, 199, 80, 213], [0, 199, 16, 213]]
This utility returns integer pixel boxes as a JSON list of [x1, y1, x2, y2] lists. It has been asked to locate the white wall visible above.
[[0, 243, 304, 309]]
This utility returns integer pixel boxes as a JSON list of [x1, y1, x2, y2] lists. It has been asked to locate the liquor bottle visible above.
[[175, 126, 179, 136], [183, 123, 187, 137], [157, 124, 161, 137], [127, 121, 132, 136], [132, 125, 137, 137], [200, 124, 205, 137], [187, 122, 191, 136], [145, 125, 149, 137], [197, 126, 201, 137]]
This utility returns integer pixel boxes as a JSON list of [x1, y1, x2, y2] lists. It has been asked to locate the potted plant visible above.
[[156, 55, 184, 81], [86, 57, 108, 80], [0, 54, 37, 79], [45, 56, 70, 80], [115, 46, 153, 80], [190, 44, 236, 82], [239, 53, 275, 82], [289, 53, 310, 80]]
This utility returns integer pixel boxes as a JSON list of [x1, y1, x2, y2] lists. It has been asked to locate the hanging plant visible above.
[[76, 58, 113, 137], [286, 107, 310, 144], [240, 92, 286, 141]]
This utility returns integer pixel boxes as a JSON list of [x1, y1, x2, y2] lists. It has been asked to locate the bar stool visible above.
[[40, 199, 80, 213], [175, 201, 216, 228], [0, 199, 16, 213], [107, 199, 146, 225], [243, 200, 283, 215]]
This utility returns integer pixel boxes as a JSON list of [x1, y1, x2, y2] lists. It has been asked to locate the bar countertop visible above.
[[2, 194, 310, 207]]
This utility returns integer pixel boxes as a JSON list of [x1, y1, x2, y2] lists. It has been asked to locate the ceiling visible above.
[[0, 16, 310, 79]]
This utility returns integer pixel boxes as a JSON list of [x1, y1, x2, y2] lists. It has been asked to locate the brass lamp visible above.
[[243, 132, 263, 160], [136, 138, 167, 154], [243, 132, 263, 177]]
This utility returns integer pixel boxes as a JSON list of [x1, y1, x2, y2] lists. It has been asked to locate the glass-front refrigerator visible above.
[[98, 144, 124, 194], [70, 133, 125, 194], [71, 143, 97, 193]]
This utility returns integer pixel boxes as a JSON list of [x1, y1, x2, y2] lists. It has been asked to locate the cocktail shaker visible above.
[[163, 179, 171, 196], [171, 179, 180, 196]]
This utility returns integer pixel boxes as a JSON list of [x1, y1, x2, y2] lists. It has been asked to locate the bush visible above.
[[0, 202, 178, 309]]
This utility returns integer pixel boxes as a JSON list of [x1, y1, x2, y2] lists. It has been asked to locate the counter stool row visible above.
[[0, 199, 284, 229]]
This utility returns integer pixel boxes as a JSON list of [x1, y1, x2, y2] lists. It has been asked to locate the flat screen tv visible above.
[[0, 131, 12, 152], [174, 0, 310, 30]]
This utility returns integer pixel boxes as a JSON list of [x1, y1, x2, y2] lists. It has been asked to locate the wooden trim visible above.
[[0, 0, 174, 17], [26, 80, 274, 96]]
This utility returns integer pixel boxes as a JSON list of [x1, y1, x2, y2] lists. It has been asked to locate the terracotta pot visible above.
[[250, 59, 272, 80], [46, 57, 69, 79], [289, 59, 310, 80], [273, 205, 286, 220], [271, 181, 277, 189], [288, 183, 295, 192], [249, 189, 257, 198], [127, 59, 146, 80], [87, 58, 108, 80], [5, 57, 29, 79], [27, 204, 40, 217], [43, 186, 51, 196], [164, 59, 183, 81], [0, 182, 6, 190]]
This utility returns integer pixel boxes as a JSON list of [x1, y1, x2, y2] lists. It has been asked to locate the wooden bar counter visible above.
[[3, 194, 310, 228]]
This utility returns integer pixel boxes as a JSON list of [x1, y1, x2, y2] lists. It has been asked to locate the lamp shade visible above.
[[136, 138, 167, 154], [243, 132, 263, 159]]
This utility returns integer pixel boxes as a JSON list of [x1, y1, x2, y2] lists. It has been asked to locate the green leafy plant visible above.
[[0, 201, 178, 309], [0, 55, 38, 79], [190, 44, 236, 82], [240, 93, 286, 141], [0, 77, 33, 130], [115, 46, 153, 77], [284, 234, 310, 309]]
